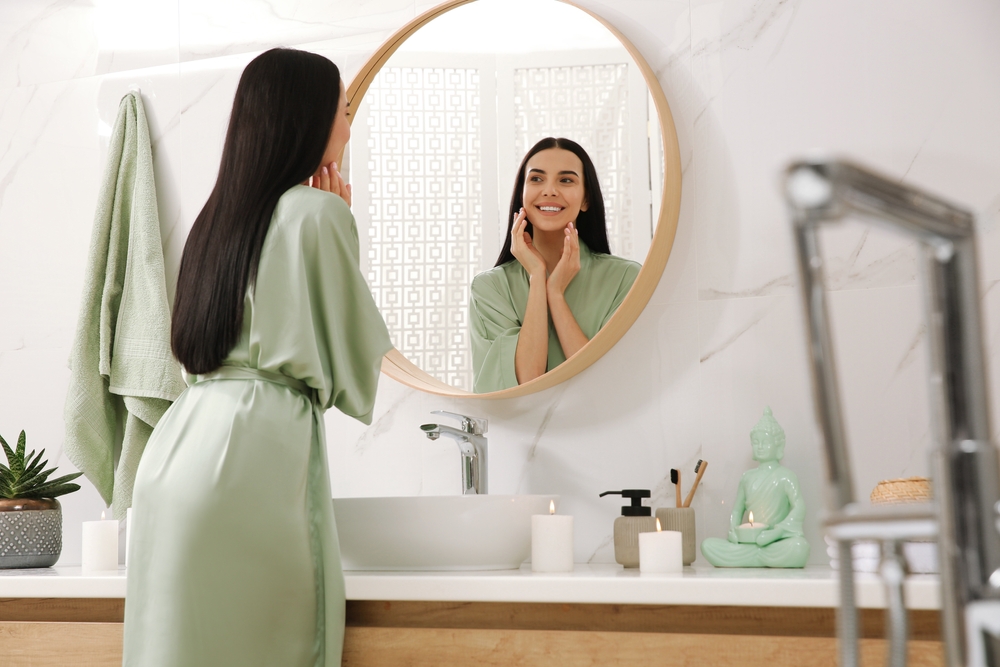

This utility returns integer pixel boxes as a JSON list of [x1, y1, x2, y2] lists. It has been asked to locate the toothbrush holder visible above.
[[655, 507, 696, 565]]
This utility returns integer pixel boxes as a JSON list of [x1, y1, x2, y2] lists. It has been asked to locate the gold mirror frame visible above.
[[347, 0, 681, 399]]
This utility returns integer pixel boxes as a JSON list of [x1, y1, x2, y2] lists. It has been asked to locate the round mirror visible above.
[[346, 0, 680, 397]]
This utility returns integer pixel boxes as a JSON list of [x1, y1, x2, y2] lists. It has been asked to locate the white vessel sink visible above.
[[332, 495, 557, 571]]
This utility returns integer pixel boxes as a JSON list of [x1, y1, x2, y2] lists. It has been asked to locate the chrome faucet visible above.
[[784, 159, 1000, 667], [420, 411, 488, 495]]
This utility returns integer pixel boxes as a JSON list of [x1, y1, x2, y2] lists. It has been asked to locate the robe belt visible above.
[[196, 365, 317, 405]]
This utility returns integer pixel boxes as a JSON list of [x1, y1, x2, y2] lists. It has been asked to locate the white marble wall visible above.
[[1, 0, 998, 567]]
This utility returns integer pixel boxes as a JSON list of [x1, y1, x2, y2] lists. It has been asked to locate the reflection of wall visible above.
[[2, 0, 999, 568]]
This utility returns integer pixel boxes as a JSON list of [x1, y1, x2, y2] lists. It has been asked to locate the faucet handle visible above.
[[430, 410, 488, 435]]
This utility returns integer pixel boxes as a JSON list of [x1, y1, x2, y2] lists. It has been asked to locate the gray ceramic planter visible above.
[[0, 498, 62, 568]]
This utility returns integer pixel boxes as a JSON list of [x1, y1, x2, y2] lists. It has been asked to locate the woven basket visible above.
[[870, 477, 932, 505]]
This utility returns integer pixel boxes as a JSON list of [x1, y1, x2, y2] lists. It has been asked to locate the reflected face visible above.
[[522, 148, 588, 233], [321, 80, 351, 166], [751, 431, 784, 462]]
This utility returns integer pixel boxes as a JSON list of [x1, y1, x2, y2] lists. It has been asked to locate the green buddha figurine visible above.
[[701, 407, 810, 568]]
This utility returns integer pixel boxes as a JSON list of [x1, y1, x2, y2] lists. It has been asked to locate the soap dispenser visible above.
[[599, 489, 658, 568]]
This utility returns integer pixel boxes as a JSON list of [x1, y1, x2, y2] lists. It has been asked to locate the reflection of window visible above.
[[356, 66, 483, 391]]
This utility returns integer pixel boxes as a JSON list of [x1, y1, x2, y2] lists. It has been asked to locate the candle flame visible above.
[[656, 518, 662, 532], [101, 510, 106, 520], [549, 500, 555, 515], [749, 511, 754, 526]]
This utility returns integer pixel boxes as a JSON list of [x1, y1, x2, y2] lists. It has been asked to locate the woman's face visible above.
[[521, 148, 588, 233], [321, 80, 351, 167]]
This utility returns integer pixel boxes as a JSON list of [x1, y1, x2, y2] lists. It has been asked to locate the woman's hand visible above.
[[308, 161, 352, 208], [546, 222, 580, 297], [512, 207, 550, 384], [545, 221, 588, 360], [510, 208, 546, 279]]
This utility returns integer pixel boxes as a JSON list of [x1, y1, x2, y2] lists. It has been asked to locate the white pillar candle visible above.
[[82, 511, 119, 573], [531, 500, 574, 573], [639, 519, 683, 574]]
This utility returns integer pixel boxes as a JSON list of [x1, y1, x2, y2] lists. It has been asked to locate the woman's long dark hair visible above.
[[495, 137, 609, 267], [171, 48, 342, 374]]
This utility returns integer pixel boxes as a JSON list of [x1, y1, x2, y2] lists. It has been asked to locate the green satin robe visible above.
[[123, 186, 391, 667], [469, 242, 640, 393]]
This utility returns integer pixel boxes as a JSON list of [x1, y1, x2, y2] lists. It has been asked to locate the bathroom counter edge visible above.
[[0, 564, 939, 609]]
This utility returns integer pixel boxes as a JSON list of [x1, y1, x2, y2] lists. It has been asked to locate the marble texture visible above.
[[178, 0, 412, 62], [0, 0, 179, 90], [0, 0, 998, 568]]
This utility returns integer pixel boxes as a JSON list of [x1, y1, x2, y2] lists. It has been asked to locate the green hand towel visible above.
[[64, 91, 186, 520]]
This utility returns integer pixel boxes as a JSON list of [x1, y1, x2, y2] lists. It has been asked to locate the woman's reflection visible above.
[[470, 137, 640, 393]]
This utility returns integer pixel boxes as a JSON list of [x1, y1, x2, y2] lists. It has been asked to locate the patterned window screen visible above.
[[512, 64, 632, 257], [363, 67, 482, 391]]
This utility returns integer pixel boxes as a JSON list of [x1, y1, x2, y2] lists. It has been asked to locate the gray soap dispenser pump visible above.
[[600, 489, 658, 568]]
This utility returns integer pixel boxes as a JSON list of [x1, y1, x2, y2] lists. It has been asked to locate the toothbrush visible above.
[[671, 468, 681, 507], [682, 460, 707, 508]]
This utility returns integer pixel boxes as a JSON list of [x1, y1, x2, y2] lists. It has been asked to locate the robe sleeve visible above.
[[469, 272, 520, 393], [598, 260, 641, 329], [302, 196, 392, 421], [254, 189, 392, 424]]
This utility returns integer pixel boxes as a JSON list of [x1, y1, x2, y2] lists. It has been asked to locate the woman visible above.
[[470, 137, 640, 393], [123, 49, 391, 667]]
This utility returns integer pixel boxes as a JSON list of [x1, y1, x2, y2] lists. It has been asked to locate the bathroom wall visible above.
[[1, 0, 998, 566]]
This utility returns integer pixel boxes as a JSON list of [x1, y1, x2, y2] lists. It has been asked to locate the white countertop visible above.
[[0, 564, 940, 609]]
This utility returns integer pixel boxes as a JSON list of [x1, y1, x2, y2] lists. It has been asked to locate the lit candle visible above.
[[735, 510, 769, 544], [639, 518, 683, 574], [82, 510, 119, 572], [531, 500, 574, 572]]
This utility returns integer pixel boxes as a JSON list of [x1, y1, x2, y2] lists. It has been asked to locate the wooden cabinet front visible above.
[[0, 598, 943, 666]]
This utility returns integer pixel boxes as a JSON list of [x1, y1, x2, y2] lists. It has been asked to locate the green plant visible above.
[[0, 431, 82, 500]]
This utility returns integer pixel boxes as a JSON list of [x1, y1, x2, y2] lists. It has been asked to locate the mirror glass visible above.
[[350, 0, 666, 393]]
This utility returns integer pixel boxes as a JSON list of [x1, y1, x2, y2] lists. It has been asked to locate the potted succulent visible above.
[[0, 431, 82, 568]]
